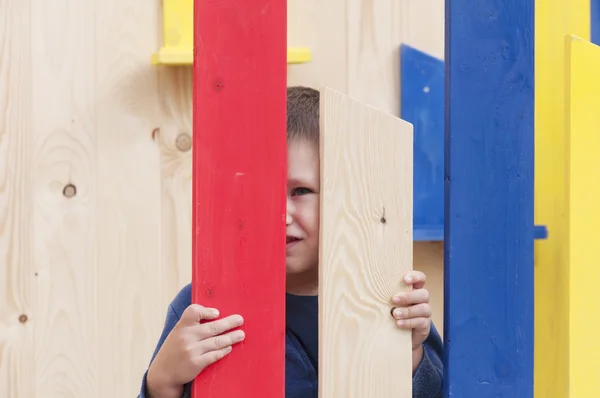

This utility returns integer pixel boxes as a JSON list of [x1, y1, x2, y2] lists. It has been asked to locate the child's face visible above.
[[285, 139, 320, 278]]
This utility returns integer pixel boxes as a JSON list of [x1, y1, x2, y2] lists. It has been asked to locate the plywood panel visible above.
[[30, 0, 98, 395], [346, 0, 403, 115], [155, 68, 194, 304], [287, 0, 348, 92], [0, 0, 447, 395], [95, 0, 163, 395], [318, 87, 413, 397], [0, 1, 35, 396]]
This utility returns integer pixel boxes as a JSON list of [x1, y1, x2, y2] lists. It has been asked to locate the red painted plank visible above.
[[191, 0, 287, 397]]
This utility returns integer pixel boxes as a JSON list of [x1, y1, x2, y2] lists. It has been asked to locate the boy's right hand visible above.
[[146, 304, 245, 398]]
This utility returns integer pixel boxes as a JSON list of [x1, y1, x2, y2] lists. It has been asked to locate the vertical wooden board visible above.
[[29, 0, 98, 396], [318, 87, 413, 398], [395, 0, 445, 61], [346, 0, 401, 116], [192, 0, 287, 396], [95, 0, 163, 395], [0, 1, 35, 397], [286, 0, 348, 92], [399, 45, 444, 242], [156, 68, 193, 305], [565, 35, 600, 398], [444, 0, 535, 396], [534, 1, 589, 396]]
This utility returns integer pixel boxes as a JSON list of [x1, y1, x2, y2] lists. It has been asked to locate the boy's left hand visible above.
[[390, 271, 432, 370]]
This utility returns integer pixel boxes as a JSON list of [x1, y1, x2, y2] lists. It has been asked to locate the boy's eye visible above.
[[291, 187, 312, 196]]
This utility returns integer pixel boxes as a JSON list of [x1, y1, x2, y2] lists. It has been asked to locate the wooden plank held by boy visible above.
[[318, 87, 414, 397]]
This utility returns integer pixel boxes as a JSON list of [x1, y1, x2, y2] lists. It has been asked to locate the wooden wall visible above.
[[0, 0, 444, 396]]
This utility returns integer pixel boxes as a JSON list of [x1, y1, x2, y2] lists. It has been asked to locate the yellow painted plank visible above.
[[534, 0, 589, 397], [318, 87, 413, 397], [153, 0, 311, 65], [565, 35, 600, 398], [151, 47, 312, 65]]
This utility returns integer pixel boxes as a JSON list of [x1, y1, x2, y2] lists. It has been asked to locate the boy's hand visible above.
[[146, 304, 245, 398], [390, 271, 432, 373]]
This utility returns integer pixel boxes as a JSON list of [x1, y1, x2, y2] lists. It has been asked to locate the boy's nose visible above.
[[286, 197, 294, 225]]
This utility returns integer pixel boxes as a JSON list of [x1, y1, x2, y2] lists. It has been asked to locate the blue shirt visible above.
[[138, 283, 443, 398]]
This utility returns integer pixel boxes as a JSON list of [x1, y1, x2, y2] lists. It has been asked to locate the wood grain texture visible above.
[[287, 0, 348, 92], [0, 0, 35, 396], [156, 68, 193, 305], [191, 0, 287, 396], [31, 0, 97, 395], [318, 87, 413, 398], [95, 0, 163, 394], [346, 0, 402, 115]]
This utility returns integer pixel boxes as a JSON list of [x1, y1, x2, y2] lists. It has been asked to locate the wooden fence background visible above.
[[0, 0, 444, 396]]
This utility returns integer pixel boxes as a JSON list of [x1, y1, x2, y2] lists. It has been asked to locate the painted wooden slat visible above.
[[400, 44, 548, 242], [534, 1, 589, 397], [565, 35, 600, 398], [443, 0, 535, 395], [191, 0, 287, 396], [400, 45, 444, 242], [318, 87, 414, 397]]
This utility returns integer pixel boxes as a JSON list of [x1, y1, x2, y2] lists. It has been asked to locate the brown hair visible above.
[[287, 86, 319, 145]]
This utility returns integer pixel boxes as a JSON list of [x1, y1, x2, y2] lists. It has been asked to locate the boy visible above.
[[139, 86, 443, 398]]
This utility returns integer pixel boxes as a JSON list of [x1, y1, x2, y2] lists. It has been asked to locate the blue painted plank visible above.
[[400, 44, 547, 242], [400, 45, 445, 242], [443, 0, 535, 396], [593, 0, 600, 45]]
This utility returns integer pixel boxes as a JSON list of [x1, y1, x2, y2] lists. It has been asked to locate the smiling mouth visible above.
[[286, 236, 301, 245]]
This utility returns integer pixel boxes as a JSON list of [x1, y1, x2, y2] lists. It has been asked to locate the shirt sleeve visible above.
[[138, 303, 185, 398], [412, 322, 444, 398]]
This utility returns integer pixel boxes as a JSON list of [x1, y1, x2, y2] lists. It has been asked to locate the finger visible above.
[[403, 271, 426, 288], [392, 288, 430, 306], [390, 303, 432, 320], [180, 304, 221, 325], [395, 316, 431, 331], [194, 345, 234, 371], [196, 314, 244, 339], [197, 329, 246, 354]]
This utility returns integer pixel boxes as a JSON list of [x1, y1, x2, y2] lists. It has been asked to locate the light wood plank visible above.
[[287, 0, 348, 92], [0, 1, 35, 396], [346, 0, 401, 116], [318, 87, 413, 398], [30, 0, 98, 395], [155, 68, 193, 305], [95, 0, 163, 395]]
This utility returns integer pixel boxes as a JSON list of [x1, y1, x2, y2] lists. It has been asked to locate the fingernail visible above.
[[225, 346, 233, 353], [393, 309, 403, 318], [397, 320, 405, 327], [405, 276, 413, 283], [209, 309, 219, 317], [233, 330, 246, 342], [393, 294, 402, 304], [233, 315, 244, 324]]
